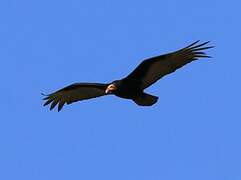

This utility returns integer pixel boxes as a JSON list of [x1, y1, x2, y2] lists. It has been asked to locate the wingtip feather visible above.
[[58, 102, 65, 112], [50, 100, 58, 111], [189, 41, 210, 50], [43, 99, 52, 106], [41, 93, 50, 100], [184, 40, 200, 49], [192, 46, 214, 51]]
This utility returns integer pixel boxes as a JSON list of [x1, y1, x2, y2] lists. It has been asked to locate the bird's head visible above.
[[105, 81, 120, 94]]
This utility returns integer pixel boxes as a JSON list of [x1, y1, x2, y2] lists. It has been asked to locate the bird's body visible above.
[[111, 79, 142, 99], [43, 41, 213, 111]]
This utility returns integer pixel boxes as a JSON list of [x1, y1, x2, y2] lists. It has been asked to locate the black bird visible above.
[[43, 41, 213, 111]]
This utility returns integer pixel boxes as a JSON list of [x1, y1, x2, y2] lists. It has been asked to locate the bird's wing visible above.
[[42, 83, 108, 111], [125, 41, 213, 89]]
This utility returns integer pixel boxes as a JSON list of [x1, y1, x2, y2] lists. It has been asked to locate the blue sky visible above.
[[1, 0, 241, 179]]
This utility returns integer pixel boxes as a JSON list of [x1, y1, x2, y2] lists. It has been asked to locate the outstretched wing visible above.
[[125, 41, 214, 89], [42, 83, 108, 111]]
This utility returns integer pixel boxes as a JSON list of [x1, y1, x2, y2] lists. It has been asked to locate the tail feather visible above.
[[133, 93, 158, 106]]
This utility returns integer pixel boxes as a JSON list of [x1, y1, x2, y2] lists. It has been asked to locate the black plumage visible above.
[[43, 41, 213, 111]]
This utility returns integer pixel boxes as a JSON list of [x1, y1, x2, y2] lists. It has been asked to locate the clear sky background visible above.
[[1, 0, 240, 180]]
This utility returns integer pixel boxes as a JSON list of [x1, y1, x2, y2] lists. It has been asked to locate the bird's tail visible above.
[[133, 93, 158, 106]]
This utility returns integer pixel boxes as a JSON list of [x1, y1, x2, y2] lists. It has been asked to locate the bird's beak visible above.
[[105, 84, 117, 94]]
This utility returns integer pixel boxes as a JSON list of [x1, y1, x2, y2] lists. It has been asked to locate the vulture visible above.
[[43, 41, 213, 111]]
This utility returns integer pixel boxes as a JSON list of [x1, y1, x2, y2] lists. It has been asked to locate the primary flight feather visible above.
[[43, 41, 213, 111]]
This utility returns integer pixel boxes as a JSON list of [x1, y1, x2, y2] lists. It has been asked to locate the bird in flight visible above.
[[42, 41, 213, 111]]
